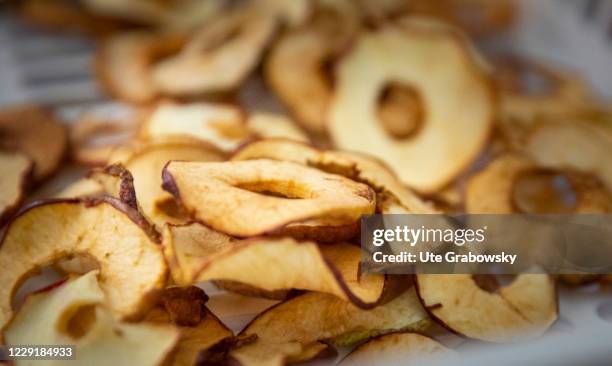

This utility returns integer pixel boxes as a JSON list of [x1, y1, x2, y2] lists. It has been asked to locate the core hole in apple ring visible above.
[[511, 170, 578, 214], [376, 83, 425, 140]]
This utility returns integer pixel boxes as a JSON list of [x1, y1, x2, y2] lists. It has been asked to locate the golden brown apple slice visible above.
[[139, 102, 248, 152], [329, 19, 493, 193], [220, 288, 429, 366], [246, 113, 310, 143], [416, 274, 557, 342], [340, 332, 454, 365], [0, 105, 68, 182], [3, 271, 179, 365], [163, 228, 385, 308], [265, 12, 354, 134], [0, 151, 32, 226], [232, 139, 433, 213], [95, 31, 187, 103], [0, 198, 166, 327], [162, 159, 375, 237], [144, 286, 233, 366], [105, 141, 226, 225], [493, 55, 594, 122], [526, 120, 612, 193], [152, 7, 277, 96], [466, 154, 612, 214]]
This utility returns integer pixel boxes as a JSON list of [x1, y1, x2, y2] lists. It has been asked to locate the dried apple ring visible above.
[[162, 159, 375, 237], [152, 7, 277, 96], [265, 11, 355, 134], [220, 288, 429, 365], [0, 105, 68, 182], [0, 152, 32, 226], [416, 274, 557, 342], [139, 102, 248, 152], [166, 234, 386, 308], [493, 55, 594, 122], [95, 31, 187, 103], [329, 19, 493, 193], [3, 272, 179, 365], [525, 120, 612, 193], [0, 198, 167, 327], [232, 139, 433, 213], [466, 154, 612, 214], [341, 332, 454, 365]]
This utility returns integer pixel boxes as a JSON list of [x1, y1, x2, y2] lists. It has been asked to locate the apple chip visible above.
[[466, 154, 612, 214], [232, 139, 433, 213], [95, 31, 187, 103], [3, 271, 179, 365], [144, 286, 233, 366], [494, 55, 594, 122], [140, 102, 248, 152], [341, 332, 454, 365], [162, 160, 375, 237], [416, 274, 557, 342], [246, 113, 309, 142], [152, 7, 277, 96], [0, 151, 32, 226], [221, 288, 429, 365], [265, 12, 354, 134], [329, 19, 493, 193], [0, 105, 68, 182], [165, 234, 385, 308], [525, 120, 612, 193], [0, 198, 167, 327]]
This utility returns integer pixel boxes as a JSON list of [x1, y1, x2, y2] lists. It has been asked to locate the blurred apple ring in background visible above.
[[329, 18, 493, 194]]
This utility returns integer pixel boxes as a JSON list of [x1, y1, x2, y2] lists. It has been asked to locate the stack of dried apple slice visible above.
[[2, 0, 612, 364]]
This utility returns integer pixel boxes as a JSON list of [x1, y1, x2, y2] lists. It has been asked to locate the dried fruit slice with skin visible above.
[[0, 152, 32, 226], [152, 7, 277, 96], [232, 139, 433, 213], [140, 102, 248, 152], [164, 230, 386, 308], [246, 113, 310, 143], [144, 286, 233, 366], [466, 154, 612, 214], [0, 198, 167, 327], [525, 120, 612, 194], [265, 11, 355, 134], [95, 31, 187, 103], [416, 274, 557, 342], [104, 141, 226, 225], [329, 18, 493, 193], [493, 55, 594, 122], [340, 332, 454, 365], [2, 271, 180, 366], [0, 105, 68, 182], [162, 159, 375, 237], [222, 288, 430, 366]]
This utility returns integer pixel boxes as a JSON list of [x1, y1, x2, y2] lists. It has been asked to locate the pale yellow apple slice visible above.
[[329, 18, 493, 193]]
